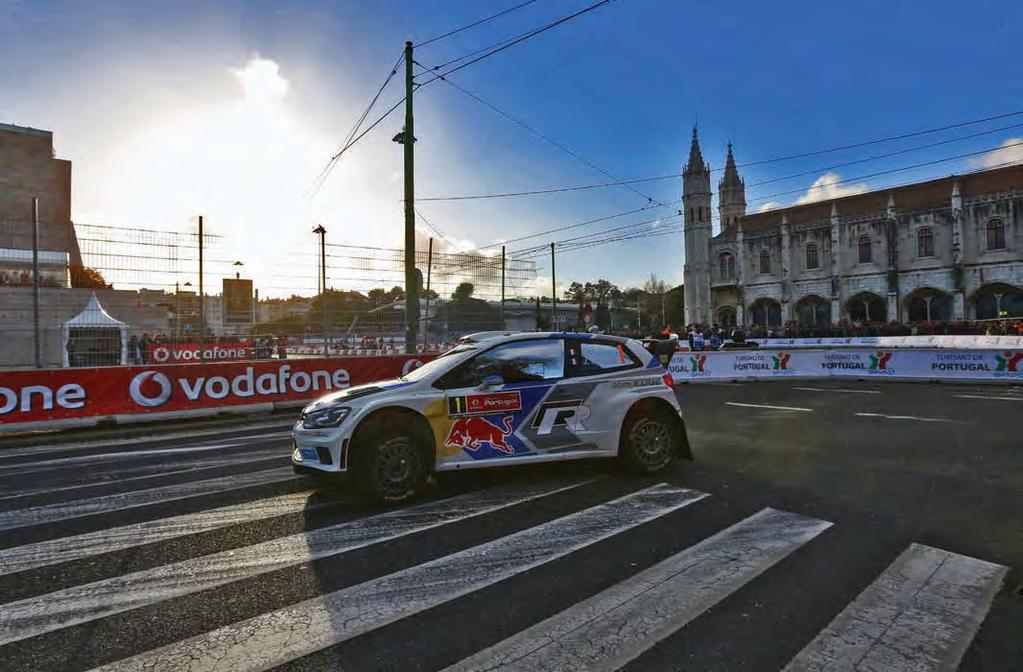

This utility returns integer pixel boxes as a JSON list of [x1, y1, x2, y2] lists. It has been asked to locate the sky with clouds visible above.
[[2, 0, 1022, 298]]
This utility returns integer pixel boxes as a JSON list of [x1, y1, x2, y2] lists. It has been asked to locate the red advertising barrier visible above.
[[0, 355, 434, 428]]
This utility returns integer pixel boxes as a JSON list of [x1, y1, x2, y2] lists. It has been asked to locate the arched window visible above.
[[759, 250, 771, 275], [805, 242, 819, 270], [847, 292, 886, 324], [907, 289, 952, 322], [858, 235, 872, 264], [975, 283, 1023, 319], [717, 306, 737, 327], [718, 252, 736, 280], [917, 228, 934, 257], [987, 219, 1006, 250], [795, 295, 831, 326], [750, 299, 781, 327]]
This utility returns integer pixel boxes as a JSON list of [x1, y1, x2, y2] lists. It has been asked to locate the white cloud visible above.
[[756, 201, 781, 212], [970, 137, 1023, 169], [793, 172, 869, 205]]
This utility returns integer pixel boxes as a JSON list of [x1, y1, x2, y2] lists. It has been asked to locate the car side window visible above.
[[572, 341, 640, 376], [435, 339, 565, 389]]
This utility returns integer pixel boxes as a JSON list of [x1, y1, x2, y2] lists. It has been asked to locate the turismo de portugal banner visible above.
[[668, 349, 1023, 381]]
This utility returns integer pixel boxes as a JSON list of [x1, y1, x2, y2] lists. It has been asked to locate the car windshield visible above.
[[400, 344, 477, 381]]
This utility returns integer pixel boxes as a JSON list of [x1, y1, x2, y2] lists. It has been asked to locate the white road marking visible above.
[[89, 484, 708, 672], [0, 466, 298, 532], [0, 434, 290, 476], [794, 387, 881, 395], [0, 490, 323, 576], [726, 402, 814, 412], [784, 543, 1007, 672], [0, 448, 286, 500], [855, 412, 952, 423], [0, 479, 598, 645], [445, 508, 832, 672], [0, 421, 294, 459], [954, 394, 1023, 402]]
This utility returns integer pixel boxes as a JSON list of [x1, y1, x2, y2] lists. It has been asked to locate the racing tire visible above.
[[352, 426, 429, 503], [619, 407, 684, 474]]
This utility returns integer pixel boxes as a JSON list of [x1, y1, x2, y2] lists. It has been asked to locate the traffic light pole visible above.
[[402, 40, 419, 354]]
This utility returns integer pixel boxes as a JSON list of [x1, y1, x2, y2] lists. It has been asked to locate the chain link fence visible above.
[[0, 218, 537, 369]]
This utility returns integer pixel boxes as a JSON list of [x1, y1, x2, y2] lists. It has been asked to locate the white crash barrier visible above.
[[669, 348, 1023, 383], [744, 335, 1023, 349]]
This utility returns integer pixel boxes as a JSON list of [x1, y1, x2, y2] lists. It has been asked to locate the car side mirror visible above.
[[478, 374, 504, 390]]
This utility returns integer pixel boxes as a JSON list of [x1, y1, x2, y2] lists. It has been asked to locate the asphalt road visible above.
[[0, 380, 1020, 671]]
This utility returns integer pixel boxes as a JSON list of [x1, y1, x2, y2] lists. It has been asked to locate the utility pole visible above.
[[31, 197, 40, 368], [313, 225, 327, 357], [399, 40, 419, 354], [423, 237, 433, 348], [198, 215, 205, 362], [501, 245, 506, 328], [550, 242, 557, 331]]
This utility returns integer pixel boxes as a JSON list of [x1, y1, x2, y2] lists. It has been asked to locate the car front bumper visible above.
[[291, 421, 351, 474]]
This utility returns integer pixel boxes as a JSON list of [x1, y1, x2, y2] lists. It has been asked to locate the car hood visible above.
[[303, 378, 415, 411]]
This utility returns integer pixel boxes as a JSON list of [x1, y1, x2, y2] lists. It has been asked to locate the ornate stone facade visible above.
[[682, 128, 1023, 326]]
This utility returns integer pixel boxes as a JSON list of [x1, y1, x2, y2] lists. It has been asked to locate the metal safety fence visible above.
[[0, 217, 537, 369]]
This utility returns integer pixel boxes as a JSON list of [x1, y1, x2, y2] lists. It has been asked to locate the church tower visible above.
[[718, 142, 746, 229], [682, 126, 712, 326]]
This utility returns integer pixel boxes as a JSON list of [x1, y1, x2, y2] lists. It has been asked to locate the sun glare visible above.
[[232, 57, 289, 107]]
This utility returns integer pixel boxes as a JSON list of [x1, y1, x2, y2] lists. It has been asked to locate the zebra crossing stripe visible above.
[[0, 437, 288, 476], [0, 479, 596, 646], [0, 448, 286, 501], [0, 490, 322, 576], [0, 466, 299, 532], [88, 483, 708, 672], [444, 508, 832, 672], [783, 543, 1008, 672]]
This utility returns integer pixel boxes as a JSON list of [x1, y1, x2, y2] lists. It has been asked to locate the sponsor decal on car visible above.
[[531, 400, 590, 435], [444, 415, 516, 454], [610, 377, 662, 389], [447, 391, 522, 416]]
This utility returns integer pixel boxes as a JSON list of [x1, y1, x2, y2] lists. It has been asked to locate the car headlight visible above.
[[302, 404, 351, 429]]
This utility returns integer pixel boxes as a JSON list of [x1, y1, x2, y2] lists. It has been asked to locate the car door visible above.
[[432, 337, 573, 468], [554, 338, 646, 459]]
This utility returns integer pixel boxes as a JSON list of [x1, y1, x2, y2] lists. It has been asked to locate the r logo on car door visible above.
[[531, 400, 590, 435]]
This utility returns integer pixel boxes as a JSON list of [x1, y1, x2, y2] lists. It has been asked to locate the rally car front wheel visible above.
[[620, 405, 687, 473], [352, 427, 428, 503]]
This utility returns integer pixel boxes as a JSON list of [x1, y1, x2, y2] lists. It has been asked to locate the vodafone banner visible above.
[[0, 355, 433, 429], [147, 343, 250, 363], [669, 348, 1023, 382]]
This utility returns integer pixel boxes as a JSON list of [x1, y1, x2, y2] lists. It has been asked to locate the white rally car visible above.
[[292, 332, 690, 501]]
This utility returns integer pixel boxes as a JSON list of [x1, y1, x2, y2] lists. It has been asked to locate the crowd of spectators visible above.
[[0, 270, 62, 287]]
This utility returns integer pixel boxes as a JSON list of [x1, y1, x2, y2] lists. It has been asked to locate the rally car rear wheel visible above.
[[353, 429, 427, 503], [621, 408, 681, 473]]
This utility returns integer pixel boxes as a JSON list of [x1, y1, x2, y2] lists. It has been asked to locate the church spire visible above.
[[684, 126, 706, 175], [721, 142, 741, 190], [717, 140, 747, 228]]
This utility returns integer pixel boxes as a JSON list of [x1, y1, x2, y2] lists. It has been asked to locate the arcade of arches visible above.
[[974, 283, 1023, 319], [795, 295, 831, 326]]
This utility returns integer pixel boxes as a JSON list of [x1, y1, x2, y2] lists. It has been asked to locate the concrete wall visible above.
[[0, 287, 171, 368]]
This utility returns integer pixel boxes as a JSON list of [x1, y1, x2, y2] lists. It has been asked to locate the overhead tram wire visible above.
[[414, 0, 542, 48], [417, 110, 1023, 202], [310, 50, 405, 196], [414, 207, 462, 251], [516, 156, 1023, 259], [746, 140, 1023, 206], [414, 0, 618, 87], [412, 60, 676, 214]]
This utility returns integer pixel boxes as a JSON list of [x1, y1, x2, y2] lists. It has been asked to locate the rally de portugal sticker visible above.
[[449, 391, 522, 416]]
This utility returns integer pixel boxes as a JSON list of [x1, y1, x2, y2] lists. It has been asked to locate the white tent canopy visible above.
[[62, 292, 129, 366]]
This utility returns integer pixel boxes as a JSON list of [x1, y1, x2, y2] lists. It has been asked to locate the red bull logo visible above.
[[445, 415, 515, 454]]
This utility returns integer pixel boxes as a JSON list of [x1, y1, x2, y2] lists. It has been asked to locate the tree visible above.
[[70, 266, 110, 289], [421, 287, 439, 300], [452, 282, 474, 302], [367, 287, 388, 305], [387, 285, 405, 302], [564, 281, 587, 305], [642, 273, 668, 296]]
